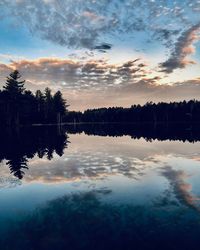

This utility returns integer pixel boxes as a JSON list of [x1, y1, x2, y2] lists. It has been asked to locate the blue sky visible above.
[[0, 0, 200, 110]]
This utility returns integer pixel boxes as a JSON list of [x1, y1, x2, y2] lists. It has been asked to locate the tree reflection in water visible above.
[[1, 122, 200, 180], [0, 126, 69, 179], [1, 191, 200, 250]]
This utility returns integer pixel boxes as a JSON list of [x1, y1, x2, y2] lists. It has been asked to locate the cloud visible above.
[[0, 57, 148, 91], [160, 23, 200, 73], [1, 0, 200, 50], [117, 77, 200, 103], [1, 57, 200, 110], [0, 53, 25, 62], [153, 28, 180, 48], [94, 43, 112, 52]]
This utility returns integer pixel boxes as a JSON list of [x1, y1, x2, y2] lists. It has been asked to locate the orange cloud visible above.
[[160, 22, 200, 73]]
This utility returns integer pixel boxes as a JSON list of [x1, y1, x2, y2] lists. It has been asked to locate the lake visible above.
[[0, 124, 200, 249]]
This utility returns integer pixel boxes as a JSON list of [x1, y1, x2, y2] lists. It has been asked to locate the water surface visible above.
[[1, 125, 200, 249]]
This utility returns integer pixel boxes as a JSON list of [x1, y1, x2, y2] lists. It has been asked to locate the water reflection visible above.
[[66, 122, 200, 142], [1, 125, 200, 249], [0, 127, 69, 179], [160, 166, 200, 212], [1, 123, 200, 180], [1, 191, 200, 250]]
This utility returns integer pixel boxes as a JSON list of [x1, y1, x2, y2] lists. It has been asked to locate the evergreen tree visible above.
[[0, 71, 71, 125], [44, 87, 53, 122], [35, 90, 45, 123], [35, 90, 45, 109], [53, 91, 68, 114], [53, 91, 68, 124], [2, 70, 25, 126], [3, 70, 25, 96], [44, 87, 52, 101]]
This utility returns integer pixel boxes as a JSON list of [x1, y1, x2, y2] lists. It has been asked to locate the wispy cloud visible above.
[[160, 23, 200, 73]]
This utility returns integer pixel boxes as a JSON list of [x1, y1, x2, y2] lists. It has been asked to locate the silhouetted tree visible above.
[[35, 90, 45, 123], [44, 87, 54, 122], [2, 70, 25, 126], [0, 71, 69, 125], [3, 70, 25, 95], [64, 100, 200, 124], [53, 90, 68, 124], [2, 70, 200, 127]]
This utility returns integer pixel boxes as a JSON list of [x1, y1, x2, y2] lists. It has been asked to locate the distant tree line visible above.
[[1, 70, 200, 126], [0, 70, 68, 126], [64, 100, 200, 123]]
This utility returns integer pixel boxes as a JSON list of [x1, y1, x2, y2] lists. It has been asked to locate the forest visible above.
[[1, 70, 200, 126], [0, 70, 68, 126], [65, 100, 200, 124]]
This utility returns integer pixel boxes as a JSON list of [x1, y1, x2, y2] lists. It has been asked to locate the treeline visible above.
[[1, 70, 200, 126], [0, 70, 68, 126], [64, 100, 200, 123]]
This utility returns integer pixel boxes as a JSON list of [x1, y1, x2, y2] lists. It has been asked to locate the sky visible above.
[[0, 0, 200, 110]]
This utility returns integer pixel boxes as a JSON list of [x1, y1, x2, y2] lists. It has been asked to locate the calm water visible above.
[[1, 125, 200, 249]]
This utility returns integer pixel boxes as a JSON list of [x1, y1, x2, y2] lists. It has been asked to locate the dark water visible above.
[[1, 124, 200, 249]]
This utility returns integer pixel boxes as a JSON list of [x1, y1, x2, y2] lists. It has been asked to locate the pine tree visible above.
[[44, 87, 53, 122], [35, 90, 45, 112], [3, 70, 25, 126], [53, 91, 69, 124], [3, 70, 25, 96], [35, 90, 45, 123], [53, 91, 68, 114]]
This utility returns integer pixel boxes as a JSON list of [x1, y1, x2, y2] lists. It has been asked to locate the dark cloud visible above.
[[160, 22, 200, 73], [153, 28, 180, 48], [94, 43, 112, 51]]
